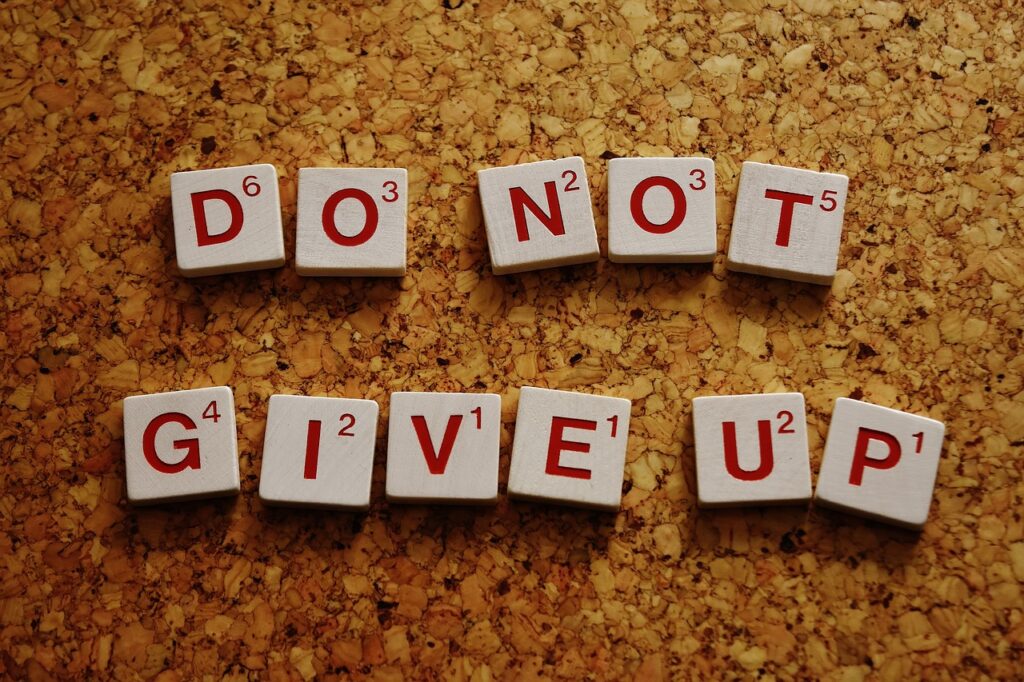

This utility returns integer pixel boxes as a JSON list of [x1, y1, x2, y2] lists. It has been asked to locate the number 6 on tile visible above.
[[170, 164, 286, 276]]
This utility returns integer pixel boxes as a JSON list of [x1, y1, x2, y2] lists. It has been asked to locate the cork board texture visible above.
[[2, 0, 1022, 679]]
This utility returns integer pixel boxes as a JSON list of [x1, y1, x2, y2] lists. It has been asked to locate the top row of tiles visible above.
[[170, 157, 850, 284]]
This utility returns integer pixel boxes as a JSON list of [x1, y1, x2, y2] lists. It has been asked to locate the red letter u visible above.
[[722, 420, 774, 481]]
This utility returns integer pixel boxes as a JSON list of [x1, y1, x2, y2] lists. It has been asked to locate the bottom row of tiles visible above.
[[123, 386, 945, 529]]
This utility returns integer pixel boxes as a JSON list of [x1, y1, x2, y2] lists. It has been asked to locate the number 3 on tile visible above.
[[382, 181, 399, 203], [689, 168, 706, 191]]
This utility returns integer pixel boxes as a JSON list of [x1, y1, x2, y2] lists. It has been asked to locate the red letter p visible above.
[[849, 427, 901, 486]]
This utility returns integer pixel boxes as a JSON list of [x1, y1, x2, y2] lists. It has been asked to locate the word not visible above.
[[169, 157, 849, 283], [123, 387, 943, 528]]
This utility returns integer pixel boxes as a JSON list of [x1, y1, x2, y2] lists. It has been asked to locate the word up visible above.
[[170, 157, 849, 283], [692, 393, 944, 529], [122, 386, 632, 511]]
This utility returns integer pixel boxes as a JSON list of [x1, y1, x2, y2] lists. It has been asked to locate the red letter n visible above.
[[509, 181, 565, 242]]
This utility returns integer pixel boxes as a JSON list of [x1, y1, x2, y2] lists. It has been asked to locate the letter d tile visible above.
[[170, 164, 285, 276]]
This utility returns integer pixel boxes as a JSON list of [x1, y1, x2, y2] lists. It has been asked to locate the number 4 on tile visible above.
[[122, 386, 241, 504]]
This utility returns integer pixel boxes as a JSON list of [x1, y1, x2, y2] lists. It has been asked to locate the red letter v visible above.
[[411, 415, 464, 474]]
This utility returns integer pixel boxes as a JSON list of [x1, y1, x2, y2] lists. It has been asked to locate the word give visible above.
[[169, 157, 849, 284], [123, 386, 631, 512]]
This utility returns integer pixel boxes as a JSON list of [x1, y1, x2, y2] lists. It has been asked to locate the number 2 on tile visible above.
[[242, 175, 261, 197], [562, 170, 580, 192], [777, 410, 795, 434], [338, 413, 356, 437]]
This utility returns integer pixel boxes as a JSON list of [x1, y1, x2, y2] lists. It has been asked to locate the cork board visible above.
[[2, 1, 1023, 679]]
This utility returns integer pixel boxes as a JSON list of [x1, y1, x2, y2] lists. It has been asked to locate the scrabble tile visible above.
[[170, 164, 285, 276], [507, 387, 631, 510], [607, 157, 717, 263], [815, 398, 945, 530], [726, 161, 849, 284], [477, 157, 599, 274], [295, 168, 408, 276], [122, 386, 240, 504], [259, 395, 379, 509], [386, 392, 501, 504], [692, 393, 812, 507]]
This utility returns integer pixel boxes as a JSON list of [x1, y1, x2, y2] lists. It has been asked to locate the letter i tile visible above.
[[692, 393, 811, 507], [122, 387, 240, 504], [259, 395, 379, 509], [815, 398, 945, 530], [170, 164, 285, 276], [385, 392, 502, 504], [507, 387, 631, 510]]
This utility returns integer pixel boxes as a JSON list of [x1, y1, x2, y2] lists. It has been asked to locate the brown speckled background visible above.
[[2, 1, 1023, 679]]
